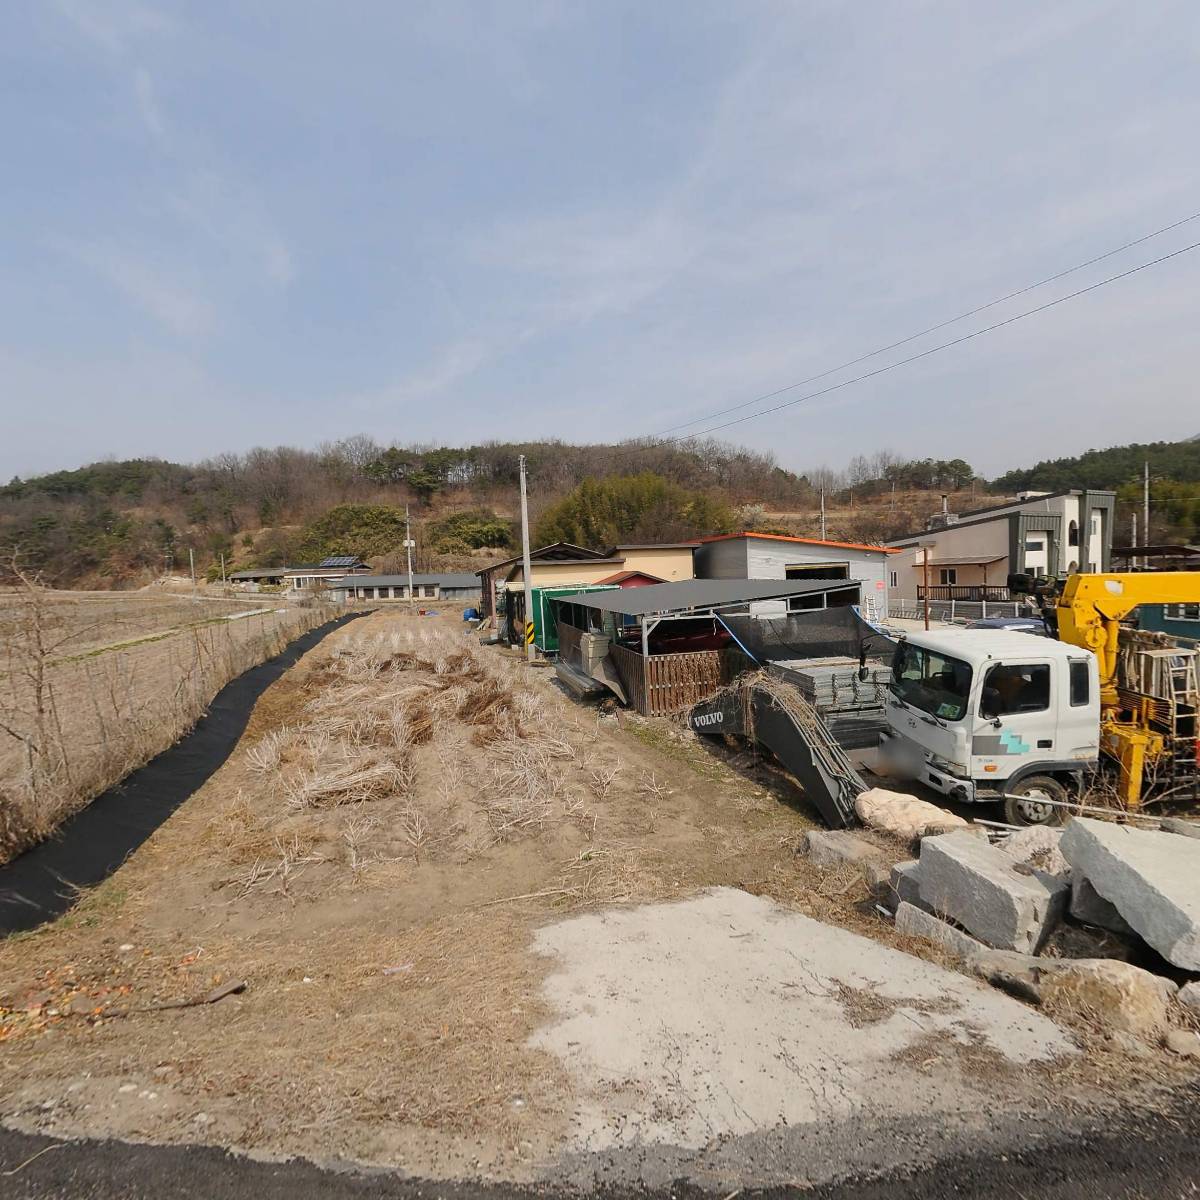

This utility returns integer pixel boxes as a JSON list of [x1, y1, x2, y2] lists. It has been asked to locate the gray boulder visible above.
[[919, 830, 1068, 953], [1060, 818, 1200, 971]]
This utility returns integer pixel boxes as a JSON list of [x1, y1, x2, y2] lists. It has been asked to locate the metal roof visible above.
[[328, 573, 479, 588], [698, 532, 899, 555], [318, 555, 366, 568], [549, 577, 860, 617]]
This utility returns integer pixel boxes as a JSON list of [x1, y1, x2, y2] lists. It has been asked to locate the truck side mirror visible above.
[[980, 688, 1001, 721]]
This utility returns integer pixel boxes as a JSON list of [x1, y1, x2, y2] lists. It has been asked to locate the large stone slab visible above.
[[893, 901, 985, 963], [803, 829, 886, 870], [1069, 876, 1134, 936], [919, 830, 1068, 953], [1160, 817, 1200, 841], [890, 860, 925, 910], [1060, 818, 1200, 971]]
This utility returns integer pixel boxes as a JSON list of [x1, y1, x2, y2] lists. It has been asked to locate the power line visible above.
[[656, 208, 1200, 438], [664, 238, 1200, 444]]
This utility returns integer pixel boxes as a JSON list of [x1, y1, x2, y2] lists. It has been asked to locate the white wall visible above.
[[743, 537, 889, 617]]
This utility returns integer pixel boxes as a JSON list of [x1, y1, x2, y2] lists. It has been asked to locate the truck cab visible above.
[[879, 629, 1100, 825]]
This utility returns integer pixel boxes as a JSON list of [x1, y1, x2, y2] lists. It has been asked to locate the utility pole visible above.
[[188, 548, 196, 595], [1131, 513, 1138, 568], [921, 544, 931, 631], [404, 504, 415, 608], [1142, 460, 1150, 570], [819, 489, 827, 540], [220, 553, 226, 586], [519, 454, 535, 662]]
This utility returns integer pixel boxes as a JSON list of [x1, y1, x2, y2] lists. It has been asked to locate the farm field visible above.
[[0, 588, 335, 863], [1, 610, 1190, 1189]]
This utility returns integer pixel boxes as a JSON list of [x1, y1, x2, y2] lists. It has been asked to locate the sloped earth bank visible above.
[[0, 611, 1194, 1191]]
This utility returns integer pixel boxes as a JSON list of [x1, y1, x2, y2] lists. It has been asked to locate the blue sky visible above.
[[2, 1, 1199, 482]]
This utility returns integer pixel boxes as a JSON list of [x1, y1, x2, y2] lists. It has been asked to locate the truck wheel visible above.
[[1003, 776, 1068, 827]]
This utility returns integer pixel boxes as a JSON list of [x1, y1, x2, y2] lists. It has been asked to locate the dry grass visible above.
[[0, 570, 336, 863]]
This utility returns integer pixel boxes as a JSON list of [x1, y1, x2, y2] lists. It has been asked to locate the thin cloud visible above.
[[53, 239, 214, 339]]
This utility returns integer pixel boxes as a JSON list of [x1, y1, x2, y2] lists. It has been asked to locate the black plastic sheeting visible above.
[[721, 606, 895, 664], [0, 613, 362, 936]]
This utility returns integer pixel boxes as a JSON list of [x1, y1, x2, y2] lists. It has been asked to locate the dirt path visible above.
[[0, 609, 1193, 1188]]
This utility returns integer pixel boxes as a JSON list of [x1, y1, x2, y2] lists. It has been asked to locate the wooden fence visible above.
[[608, 642, 750, 716]]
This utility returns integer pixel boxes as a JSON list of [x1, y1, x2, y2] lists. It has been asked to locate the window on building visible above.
[[939, 568, 957, 585], [889, 571, 898, 587], [1069, 661, 1090, 706], [981, 663, 1051, 717], [1068, 520, 1079, 546], [1023, 540, 1044, 552], [1167, 603, 1200, 621], [363, 587, 375, 599]]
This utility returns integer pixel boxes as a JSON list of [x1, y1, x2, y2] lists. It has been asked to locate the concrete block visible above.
[[1069, 876, 1134, 936], [918, 830, 1068, 953], [889, 860, 927, 910], [1179, 980, 1200, 1015], [803, 830, 886, 870], [1160, 817, 1200, 841], [1060, 818, 1200, 971], [893, 901, 984, 964]]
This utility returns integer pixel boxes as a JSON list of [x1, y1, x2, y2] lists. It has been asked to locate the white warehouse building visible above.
[[693, 533, 896, 619]]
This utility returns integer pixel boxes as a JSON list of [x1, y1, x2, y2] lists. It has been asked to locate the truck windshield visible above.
[[890, 643, 972, 722]]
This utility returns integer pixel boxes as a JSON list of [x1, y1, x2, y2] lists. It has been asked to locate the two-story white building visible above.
[[885, 489, 1116, 605]]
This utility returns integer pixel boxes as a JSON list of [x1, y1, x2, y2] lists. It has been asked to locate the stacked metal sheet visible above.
[[768, 656, 891, 714]]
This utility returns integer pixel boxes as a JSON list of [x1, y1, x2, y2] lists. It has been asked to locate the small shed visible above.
[[551, 577, 863, 716]]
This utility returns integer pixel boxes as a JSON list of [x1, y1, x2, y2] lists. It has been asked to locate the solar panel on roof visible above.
[[319, 555, 360, 567]]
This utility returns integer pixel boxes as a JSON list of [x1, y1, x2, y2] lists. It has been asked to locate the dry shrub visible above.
[[458, 680, 515, 728], [402, 702, 435, 746], [246, 728, 288, 775], [284, 751, 412, 810], [204, 793, 280, 864]]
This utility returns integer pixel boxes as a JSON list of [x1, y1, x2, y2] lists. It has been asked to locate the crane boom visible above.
[[1054, 571, 1200, 703], [1010, 570, 1200, 807]]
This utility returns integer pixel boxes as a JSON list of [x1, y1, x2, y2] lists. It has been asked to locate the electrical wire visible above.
[[656, 208, 1200, 438], [662, 238, 1200, 444]]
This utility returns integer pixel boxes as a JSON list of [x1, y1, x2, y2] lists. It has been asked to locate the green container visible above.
[[532, 584, 619, 652]]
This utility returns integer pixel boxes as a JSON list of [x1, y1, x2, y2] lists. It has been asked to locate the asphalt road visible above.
[[2, 1089, 1198, 1200]]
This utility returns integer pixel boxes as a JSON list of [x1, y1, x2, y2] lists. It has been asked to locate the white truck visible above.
[[878, 628, 1100, 826]]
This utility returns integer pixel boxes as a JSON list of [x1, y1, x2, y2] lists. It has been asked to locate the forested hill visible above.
[[993, 435, 1200, 492], [5, 433, 1196, 588]]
